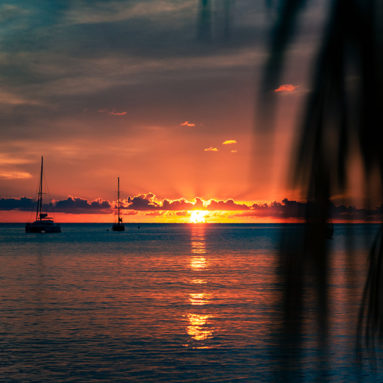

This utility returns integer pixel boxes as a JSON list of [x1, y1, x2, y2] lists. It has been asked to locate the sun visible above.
[[189, 210, 208, 223]]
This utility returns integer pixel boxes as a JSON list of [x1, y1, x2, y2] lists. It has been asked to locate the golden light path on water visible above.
[[186, 314, 211, 341], [185, 223, 214, 348]]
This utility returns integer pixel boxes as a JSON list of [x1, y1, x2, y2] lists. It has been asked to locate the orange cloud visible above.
[[274, 84, 298, 93], [97, 109, 127, 116], [180, 121, 196, 127], [109, 111, 127, 116], [0, 154, 32, 164], [0, 171, 32, 179], [231, 149, 238, 153], [222, 139, 237, 145], [204, 147, 218, 152]]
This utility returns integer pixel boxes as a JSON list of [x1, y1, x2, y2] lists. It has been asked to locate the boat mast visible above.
[[36, 156, 43, 220], [117, 177, 121, 223]]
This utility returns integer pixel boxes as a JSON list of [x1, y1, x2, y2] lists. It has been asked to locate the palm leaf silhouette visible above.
[[261, 0, 383, 376]]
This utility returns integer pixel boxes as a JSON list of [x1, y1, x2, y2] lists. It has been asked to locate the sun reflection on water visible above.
[[189, 292, 210, 305], [190, 224, 207, 270], [191, 241, 206, 254], [190, 256, 206, 270], [186, 313, 213, 341], [185, 224, 215, 348]]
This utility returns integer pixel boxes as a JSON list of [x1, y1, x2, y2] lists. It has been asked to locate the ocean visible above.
[[0, 223, 381, 382]]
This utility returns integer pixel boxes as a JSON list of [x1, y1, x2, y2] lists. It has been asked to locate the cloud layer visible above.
[[0, 197, 111, 214], [1, 194, 381, 220]]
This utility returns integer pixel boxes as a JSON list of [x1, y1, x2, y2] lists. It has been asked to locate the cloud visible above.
[[206, 199, 249, 210], [231, 150, 238, 153], [274, 84, 298, 93], [193, 198, 204, 209], [123, 195, 261, 213], [98, 109, 127, 116], [180, 121, 196, 127], [2, 194, 379, 221], [109, 111, 127, 116], [0, 154, 33, 165], [123, 194, 250, 211], [0, 197, 35, 211], [162, 199, 194, 210], [238, 199, 383, 220], [204, 147, 218, 152], [0, 197, 111, 213], [53, 197, 111, 214], [126, 194, 201, 211], [222, 139, 237, 145], [123, 211, 138, 216], [249, 199, 306, 218], [127, 194, 161, 210], [0, 91, 41, 106], [0, 171, 32, 179]]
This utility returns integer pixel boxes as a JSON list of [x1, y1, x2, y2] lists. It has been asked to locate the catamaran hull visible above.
[[112, 223, 125, 231], [25, 223, 61, 233]]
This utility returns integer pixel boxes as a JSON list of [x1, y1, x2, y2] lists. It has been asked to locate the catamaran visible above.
[[112, 177, 125, 231], [25, 156, 61, 233]]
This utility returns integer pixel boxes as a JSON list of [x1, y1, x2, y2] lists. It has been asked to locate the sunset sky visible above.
[[0, 0, 353, 223]]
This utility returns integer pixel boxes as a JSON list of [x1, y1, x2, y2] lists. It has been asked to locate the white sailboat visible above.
[[25, 156, 61, 233]]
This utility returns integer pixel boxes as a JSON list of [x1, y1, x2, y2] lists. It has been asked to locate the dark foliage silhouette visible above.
[[262, 0, 383, 379]]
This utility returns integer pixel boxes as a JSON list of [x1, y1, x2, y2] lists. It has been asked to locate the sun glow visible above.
[[189, 210, 208, 223]]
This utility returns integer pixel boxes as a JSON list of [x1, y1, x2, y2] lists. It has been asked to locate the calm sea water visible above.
[[0, 223, 381, 382]]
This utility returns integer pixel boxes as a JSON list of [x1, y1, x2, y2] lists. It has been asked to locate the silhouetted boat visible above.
[[112, 177, 125, 231], [25, 156, 61, 233]]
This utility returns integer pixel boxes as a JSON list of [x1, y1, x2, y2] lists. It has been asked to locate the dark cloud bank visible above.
[[1, 195, 382, 220], [0, 197, 111, 214]]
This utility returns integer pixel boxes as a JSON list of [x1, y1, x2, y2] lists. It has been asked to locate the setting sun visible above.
[[189, 210, 208, 223]]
